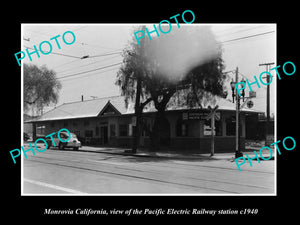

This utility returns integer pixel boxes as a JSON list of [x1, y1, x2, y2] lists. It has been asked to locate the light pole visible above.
[[230, 67, 245, 158], [259, 62, 274, 146]]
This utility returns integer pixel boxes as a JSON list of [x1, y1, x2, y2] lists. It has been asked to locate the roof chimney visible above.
[[81, 95, 83, 102]]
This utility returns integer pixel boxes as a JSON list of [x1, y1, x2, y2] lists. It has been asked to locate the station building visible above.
[[27, 95, 261, 153]]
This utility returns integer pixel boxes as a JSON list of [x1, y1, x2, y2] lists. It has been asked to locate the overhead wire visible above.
[[57, 62, 123, 80], [238, 71, 267, 90], [220, 30, 275, 44], [59, 66, 120, 83], [214, 25, 272, 38], [23, 46, 82, 59], [48, 28, 276, 84], [88, 51, 122, 58], [55, 58, 81, 69], [56, 54, 121, 75], [219, 29, 276, 91]]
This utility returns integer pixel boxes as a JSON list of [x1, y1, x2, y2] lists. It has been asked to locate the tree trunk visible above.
[[149, 89, 176, 152], [150, 108, 166, 152], [132, 76, 142, 153]]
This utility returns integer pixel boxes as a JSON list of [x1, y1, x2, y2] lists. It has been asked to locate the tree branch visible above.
[[140, 97, 153, 109]]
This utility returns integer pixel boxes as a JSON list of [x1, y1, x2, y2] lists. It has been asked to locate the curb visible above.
[[75, 148, 232, 160], [48, 146, 274, 161]]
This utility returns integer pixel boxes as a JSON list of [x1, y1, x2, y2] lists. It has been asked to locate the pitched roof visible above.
[[32, 96, 128, 122], [29, 95, 261, 122]]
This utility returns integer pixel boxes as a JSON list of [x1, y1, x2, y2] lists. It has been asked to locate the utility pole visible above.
[[235, 67, 242, 158], [211, 111, 215, 156], [259, 62, 274, 145]]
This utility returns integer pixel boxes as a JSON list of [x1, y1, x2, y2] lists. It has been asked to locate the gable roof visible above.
[[32, 96, 128, 122], [99, 101, 122, 116], [29, 95, 261, 123]]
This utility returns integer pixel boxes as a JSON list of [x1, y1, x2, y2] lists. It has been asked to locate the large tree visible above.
[[24, 63, 61, 115], [116, 25, 227, 150]]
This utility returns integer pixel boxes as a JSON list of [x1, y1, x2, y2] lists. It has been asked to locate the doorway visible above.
[[100, 126, 108, 145]]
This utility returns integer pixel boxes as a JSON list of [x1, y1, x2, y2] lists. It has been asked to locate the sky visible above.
[[21, 23, 276, 116]]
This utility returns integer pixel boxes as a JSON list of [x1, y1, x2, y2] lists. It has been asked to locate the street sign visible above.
[[215, 112, 221, 121], [205, 105, 219, 120], [247, 100, 254, 108], [182, 112, 209, 120]]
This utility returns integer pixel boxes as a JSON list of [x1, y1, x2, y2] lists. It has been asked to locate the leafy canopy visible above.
[[116, 25, 227, 111], [24, 63, 61, 114]]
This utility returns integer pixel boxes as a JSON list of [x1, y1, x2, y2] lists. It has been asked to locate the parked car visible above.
[[45, 131, 81, 150]]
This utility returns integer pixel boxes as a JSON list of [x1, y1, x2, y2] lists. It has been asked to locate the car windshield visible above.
[[60, 132, 77, 138], [70, 133, 77, 138]]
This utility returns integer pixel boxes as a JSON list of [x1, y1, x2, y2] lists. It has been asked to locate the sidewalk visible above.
[[77, 145, 274, 161], [28, 142, 275, 161]]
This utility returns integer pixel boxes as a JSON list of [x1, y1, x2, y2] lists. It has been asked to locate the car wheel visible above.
[[46, 142, 52, 149]]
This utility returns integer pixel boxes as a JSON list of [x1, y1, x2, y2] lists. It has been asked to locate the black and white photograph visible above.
[[20, 23, 276, 195], [4, 4, 299, 220]]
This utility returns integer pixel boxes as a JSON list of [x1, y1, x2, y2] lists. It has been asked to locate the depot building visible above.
[[26, 95, 261, 153]]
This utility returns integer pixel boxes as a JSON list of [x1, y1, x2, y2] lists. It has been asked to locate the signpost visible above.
[[182, 106, 219, 156], [205, 105, 219, 156]]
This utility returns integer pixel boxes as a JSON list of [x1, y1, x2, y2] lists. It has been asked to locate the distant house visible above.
[[23, 114, 43, 138], [26, 95, 262, 153]]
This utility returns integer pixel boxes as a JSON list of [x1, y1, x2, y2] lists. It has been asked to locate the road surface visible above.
[[22, 148, 275, 195]]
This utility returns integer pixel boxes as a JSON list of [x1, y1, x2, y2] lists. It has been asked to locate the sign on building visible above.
[[182, 112, 209, 120]]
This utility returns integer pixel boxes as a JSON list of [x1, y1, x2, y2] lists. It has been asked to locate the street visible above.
[[22, 148, 275, 195]]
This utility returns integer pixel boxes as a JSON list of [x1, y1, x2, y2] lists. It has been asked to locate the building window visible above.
[[96, 127, 99, 136], [119, 124, 128, 137], [110, 124, 116, 137], [51, 122, 55, 127], [204, 119, 222, 136], [85, 130, 93, 137], [176, 118, 188, 137], [73, 120, 77, 127]]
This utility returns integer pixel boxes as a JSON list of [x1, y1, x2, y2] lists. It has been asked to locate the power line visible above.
[[238, 71, 267, 90], [57, 62, 122, 80], [56, 29, 275, 82], [88, 51, 122, 58], [56, 54, 121, 75], [52, 51, 122, 73], [220, 30, 275, 44], [55, 58, 81, 69], [215, 26, 272, 38], [76, 41, 122, 52], [59, 66, 120, 83], [23, 46, 82, 59]]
